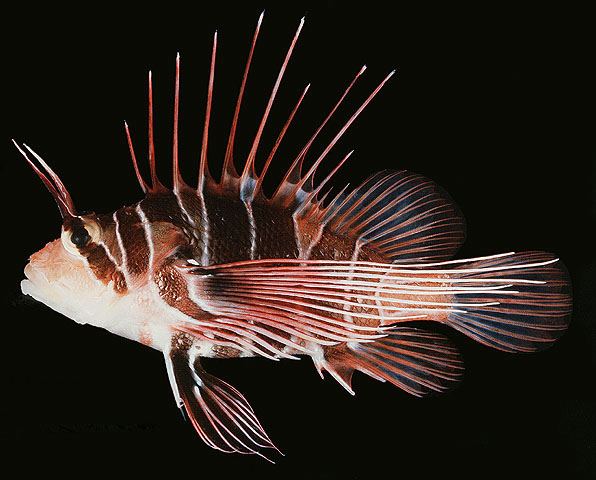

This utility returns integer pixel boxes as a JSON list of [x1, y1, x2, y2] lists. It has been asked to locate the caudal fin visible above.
[[445, 251, 572, 352]]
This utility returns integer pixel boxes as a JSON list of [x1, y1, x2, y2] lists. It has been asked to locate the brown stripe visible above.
[[203, 194, 252, 264], [95, 214, 123, 266], [251, 203, 299, 260], [84, 243, 127, 293], [115, 207, 149, 277]]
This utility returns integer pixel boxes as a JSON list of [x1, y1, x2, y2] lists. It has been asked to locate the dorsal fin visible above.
[[121, 16, 398, 212], [238, 18, 305, 200], [220, 12, 264, 188], [147, 71, 167, 193], [198, 31, 218, 194], [269, 65, 367, 204], [172, 53, 185, 191], [296, 170, 466, 262]]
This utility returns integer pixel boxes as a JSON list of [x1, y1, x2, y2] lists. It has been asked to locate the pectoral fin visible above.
[[165, 346, 280, 461]]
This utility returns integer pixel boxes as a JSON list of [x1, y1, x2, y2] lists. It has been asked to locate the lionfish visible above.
[[15, 14, 572, 461]]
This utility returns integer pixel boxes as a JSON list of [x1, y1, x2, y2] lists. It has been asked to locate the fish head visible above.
[[15, 138, 195, 348], [21, 213, 129, 327], [14, 140, 162, 335]]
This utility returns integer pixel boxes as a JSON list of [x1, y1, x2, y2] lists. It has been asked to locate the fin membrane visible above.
[[166, 348, 279, 461], [319, 328, 464, 397], [446, 251, 572, 352], [303, 170, 466, 262]]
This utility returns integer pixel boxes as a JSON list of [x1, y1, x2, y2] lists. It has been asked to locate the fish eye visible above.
[[70, 227, 91, 248], [61, 218, 101, 256]]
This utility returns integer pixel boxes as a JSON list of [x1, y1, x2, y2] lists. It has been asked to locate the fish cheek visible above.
[[83, 244, 128, 293]]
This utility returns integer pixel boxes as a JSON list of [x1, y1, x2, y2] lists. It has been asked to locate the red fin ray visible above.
[[221, 12, 264, 186], [318, 328, 464, 396], [172, 52, 186, 191], [238, 17, 305, 198], [198, 31, 218, 193], [147, 71, 168, 193], [297, 170, 467, 262], [117, 15, 396, 214], [167, 350, 280, 461], [270, 65, 367, 205]]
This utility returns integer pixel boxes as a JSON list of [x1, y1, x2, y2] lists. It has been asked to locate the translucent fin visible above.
[[166, 348, 280, 461], [445, 251, 572, 352], [305, 170, 466, 262], [318, 328, 463, 397]]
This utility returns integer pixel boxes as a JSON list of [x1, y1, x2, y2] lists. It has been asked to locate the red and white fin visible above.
[[120, 14, 398, 220], [165, 347, 280, 461], [297, 170, 467, 262], [316, 328, 463, 396], [176, 250, 570, 359], [444, 251, 572, 352]]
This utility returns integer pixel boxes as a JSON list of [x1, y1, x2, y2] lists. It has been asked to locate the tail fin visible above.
[[445, 251, 572, 352], [319, 328, 464, 397]]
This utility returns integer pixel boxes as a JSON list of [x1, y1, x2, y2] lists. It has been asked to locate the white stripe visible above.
[[174, 188, 197, 228], [173, 188, 205, 252], [374, 263, 394, 323], [98, 241, 121, 270], [197, 192, 211, 266], [112, 212, 132, 286], [342, 241, 362, 324], [292, 213, 325, 260], [135, 203, 155, 276], [244, 201, 257, 260]]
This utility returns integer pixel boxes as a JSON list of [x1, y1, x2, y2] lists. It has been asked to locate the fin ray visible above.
[[167, 348, 279, 460], [319, 328, 464, 397], [302, 170, 466, 262], [445, 251, 572, 352]]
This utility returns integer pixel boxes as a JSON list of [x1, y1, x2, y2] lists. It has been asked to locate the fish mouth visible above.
[[21, 262, 52, 306], [21, 261, 89, 324]]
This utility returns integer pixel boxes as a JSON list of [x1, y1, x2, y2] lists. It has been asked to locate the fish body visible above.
[[16, 15, 571, 460]]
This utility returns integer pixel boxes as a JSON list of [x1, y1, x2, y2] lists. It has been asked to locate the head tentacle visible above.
[[13, 140, 77, 218]]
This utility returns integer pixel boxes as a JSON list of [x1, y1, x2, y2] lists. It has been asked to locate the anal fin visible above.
[[318, 327, 464, 397], [165, 346, 280, 461]]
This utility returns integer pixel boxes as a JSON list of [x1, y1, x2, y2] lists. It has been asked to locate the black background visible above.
[[3, 2, 595, 478]]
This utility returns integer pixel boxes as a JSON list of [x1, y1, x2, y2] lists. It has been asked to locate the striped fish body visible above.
[[16, 15, 572, 460], [92, 176, 452, 352]]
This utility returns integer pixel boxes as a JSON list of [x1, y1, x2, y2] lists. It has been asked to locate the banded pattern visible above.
[[14, 11, 572, 462]]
